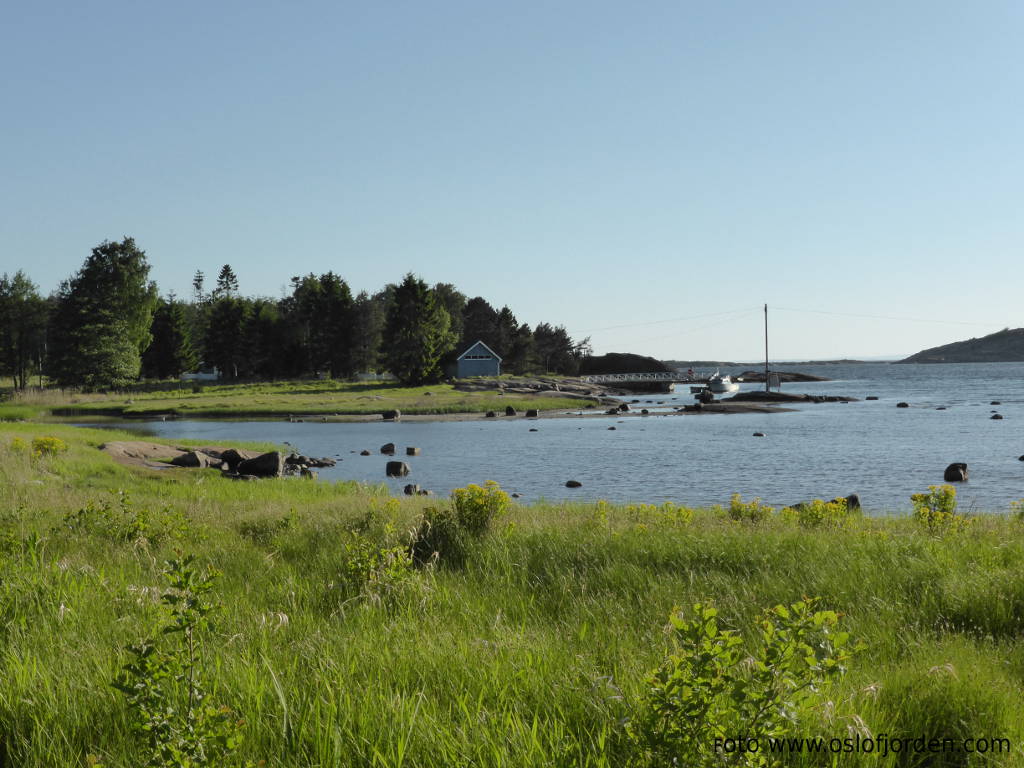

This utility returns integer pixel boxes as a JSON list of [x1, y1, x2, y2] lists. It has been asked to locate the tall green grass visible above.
[[6, 380, 593, 419], [0, 424, 1022, 766]]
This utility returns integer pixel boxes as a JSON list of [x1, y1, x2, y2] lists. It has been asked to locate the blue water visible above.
[[88, 363, 1024, 514]]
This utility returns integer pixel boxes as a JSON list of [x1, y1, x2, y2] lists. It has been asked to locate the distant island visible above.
[[898, 328, 1024, 363]]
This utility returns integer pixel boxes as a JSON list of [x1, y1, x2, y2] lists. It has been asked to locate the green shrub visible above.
[[451, 480, 511, 535], [340, 529, 417, 605], [628, 599, 858, 767], [31, 435, 68, 457], [912, 485, 970, 535], [111, 554, 246, 767], [412, 481, 510, 568], [626, 502, 695, 526], [782, 498, 857, 529], [728, 493, 774, 524]]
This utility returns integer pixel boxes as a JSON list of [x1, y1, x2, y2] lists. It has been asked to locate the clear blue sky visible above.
[[2, 1, 1020, 361]]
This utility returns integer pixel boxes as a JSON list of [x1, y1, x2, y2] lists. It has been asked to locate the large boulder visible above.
[[236, 451, 284, 478], [525, 409, 540, 418], [220, 448, 264, 472], [505, 406, 517, 416], [386, 461, 410, 477], [833, 493, 861, 511], [944, 463, 968, 482], [170, 451, 215, 468], [380, 443, 396, 455]]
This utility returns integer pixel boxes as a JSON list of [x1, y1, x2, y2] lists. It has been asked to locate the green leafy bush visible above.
[[111, 554, 247, 767], [31, 435, 68, 458], [728, 494, 774, 523], [412, 481, 510, 567], [451, 480, 511, 535], [626, 502, 695, 526], [912, 485, 970, 535], [628, 599, 858, 767], [340, 528, 417, 605], [782, 498, 857, 529]]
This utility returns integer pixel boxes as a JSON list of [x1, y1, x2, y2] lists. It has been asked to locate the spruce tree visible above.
[[383, 274, 456, 384], [0, 271, 47, 390], [142, 298, 198, 379], [47, 238, 159, 389]]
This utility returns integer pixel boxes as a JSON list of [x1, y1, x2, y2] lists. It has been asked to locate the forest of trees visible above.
[[0, 238, 590, 390]]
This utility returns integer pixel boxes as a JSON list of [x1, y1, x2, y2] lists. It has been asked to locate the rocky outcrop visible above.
[[170, 451, 216, 468], [237, 452, 284, 478], [220, 448, 264, 472]]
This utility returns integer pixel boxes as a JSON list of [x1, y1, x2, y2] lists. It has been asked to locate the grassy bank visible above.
[[0, 380, 595, 421], [1, 423, 1023, 766]]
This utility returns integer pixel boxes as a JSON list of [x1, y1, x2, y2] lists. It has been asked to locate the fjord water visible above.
[[106, 363, 1024, 514]]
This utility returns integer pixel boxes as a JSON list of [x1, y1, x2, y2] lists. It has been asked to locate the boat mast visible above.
[[764, 303, 769, 392]]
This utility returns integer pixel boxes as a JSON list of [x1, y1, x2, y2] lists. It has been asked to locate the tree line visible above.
[[0, 237, 590, 390]]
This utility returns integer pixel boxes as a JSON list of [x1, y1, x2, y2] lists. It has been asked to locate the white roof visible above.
[[457, 340, 502, 361]]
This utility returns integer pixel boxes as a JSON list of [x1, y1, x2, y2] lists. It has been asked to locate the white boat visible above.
[[706, 371, 739, 394]]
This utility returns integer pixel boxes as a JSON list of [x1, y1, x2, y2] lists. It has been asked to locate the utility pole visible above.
[[764, 303, 769, 392]]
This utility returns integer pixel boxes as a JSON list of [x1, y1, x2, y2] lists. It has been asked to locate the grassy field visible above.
[[0, 379, 595, 421], [1, 422, 1023, 766]]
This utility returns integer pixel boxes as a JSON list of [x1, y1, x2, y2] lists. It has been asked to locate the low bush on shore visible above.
[[0, 424, 1023, 766]]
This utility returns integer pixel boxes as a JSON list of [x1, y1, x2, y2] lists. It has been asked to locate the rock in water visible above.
[[386, 461, 410, 477], [406, 447, 421, 456], [380, 443, 396, 455], [565, 480, 582, 488], [943, 463, 968, 482]]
